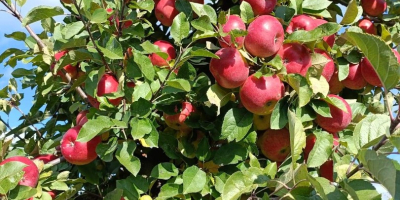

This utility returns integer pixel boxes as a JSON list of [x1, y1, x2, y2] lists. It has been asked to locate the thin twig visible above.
[[9, 102, 42, 138], [44, 157, 66, 170]]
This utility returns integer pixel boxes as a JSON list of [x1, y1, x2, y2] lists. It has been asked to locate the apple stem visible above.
[[44, 157, 66, 169]]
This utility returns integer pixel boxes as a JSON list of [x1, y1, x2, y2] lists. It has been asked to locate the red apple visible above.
[[312, 19, 335, 47], [277, 43, 311, 76], [149, 40, 176, 67], [361, 0, 387, 17], [34, 154, 58, 164], [209, 47, 249, 88], [219, 15, 246, 48], [52, 51, 78, 81], [244, 15, 284, 58], [241, 0, 277, 16], [320, 160, 334, 182], [358, 19, 376, 35], [97, 74, 123, 106], [328, 69, 344, 94], [76, 110, 89, 126], [286, 14, 316, 34], [155, 0, 179, 27], [240, 74, 285, 115], [61, 126, 101, 165], [48, 191, 56, 199], [164, 102, 195, 131], [127, 82, 136, 88], [315, 94, 352, 133], [341, 63, 367, 90], [257, 128, 290, 162], [304, 134, 316, 161], [314, 49, 335, 82], [0, 156, 39, 187], [87, 95, 100, 109]]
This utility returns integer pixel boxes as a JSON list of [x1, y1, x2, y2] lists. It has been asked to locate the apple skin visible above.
[[61, 126, 101, 165], [277, 43, 311, 76], [257, 128, 290, 162], [314, 49, 335, 82], [127, 82, 136, 88], [341, 63, 367, 90], [48, 191, 57, 199], [219, 15, 246, 48], [241, 0, 277, 16], [34, 154, 58, 164], [320, 160, 334, 182], [240, 74, 285, 115], [52, 51, 78, 81], [76, 110, 89, 126], [286, 14, 315, 34], [358, 19, 377, 35], [149, 40, 176, 67], [328, 69, 344, 94], [97, 74, 123, 106], [253, 114, 271, 131], [87, 95, 100, 109], [361, 49, 400, 87], [312, 19, 335, 47], [315, 94, 352, 133], [304, 134, 316, 161], [164, 102, 195, 131], [244, 15, 284, 58], [361, 0, 387, 17], [0, 156, 39, 187], [155, 0, 179, 27], [209, 47, 249, 89]]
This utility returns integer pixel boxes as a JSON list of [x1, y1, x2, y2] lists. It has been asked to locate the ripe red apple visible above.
[[61, 126, 101, 165], [48, 191, 56, 199], [257, 128, 290, 162], [304, 134, 316, 161], [320, 160, 334, 182], [312, 19, 335, 47], [328, 69, 344, 94], [360, 49, 400, 87], [149, 40, 176, 67], [155, 0, 179, 27], [209, 48, 249, 89], [34, 154, 58, 164], [286, 14, 316, 34], [241, 0, 277, 16], [0, 156, 39, 187], [244, 15, 284, 58], [277, 43, 311, 76], [361, 0, 387, 17], [87, 95, 100, 109], [315, 94, 352, 133], [52, 51, 78, 81], [314, 49, 335, 82], [164, 102, 195, 131], [76, 110, 89, 126], [358, 19, 376, 35], [219, 15, 246, 48], [240, 74, 285, 115], [341, 63, 367, 90], [97, 74, 123, 106]]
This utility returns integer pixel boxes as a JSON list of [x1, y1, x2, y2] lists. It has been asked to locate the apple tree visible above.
[[0, 0, 400, 199]]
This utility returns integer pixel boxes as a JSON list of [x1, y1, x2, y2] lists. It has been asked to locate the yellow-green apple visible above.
[[358, 19, 376, 35], [253, 114, 271, 131], [257, 128, 290, 162], [219, 15, 246, 48], [149, 40, 176, 67], [0, 156, 39, 187], [361, 49, 400, 87], [60, 126, 101, 165], [164, 102, 195, 131], [155, 0, 179, 26], [320, 160, 334, 182], [241, 0, 277, 16], [312, 19, 335, 47], [328, 69, 344, 94], [76, 110, 89, 126], [97, 74, 123, 106], [139, 195, 153, 200], [341, 63, 367, 90], [286, 14, 316, 34], [277, 43, 311, 76], [240, 74, 285, 115], [361, 0, 387, 17], [52, 51, 78, 82], [244, 15, 284, 58], [34, 154, 58, 164], [315, 94, 352, 133], [314, 49, 335, 82], [209, 47, 249, 88]]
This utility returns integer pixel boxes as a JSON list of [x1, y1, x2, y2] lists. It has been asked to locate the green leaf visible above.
[[307, 131, 333, 167], [343, 179, 381, 200], [130, 117, 153, 139], [344, 31, 400, 89], [353, 114, 390, 149], [270, 96, 289, 130], [221, 172, 249, 200], [141, 41, 168, 59], [54, 38, 87, 50], [96, 137, 118, 162], [190, 3, 217, 24], [150, 163, 179, 180], [64, 21, 84, 39], [213, 142, 248, 165], [240, 1, 254, 23], [275, 6, 296, 23], [133, 51, 155, 81], [302, 0, 332, 11], [340, 0, 363, 25], [182, 166, 207, 194], [310, 100, 332, 118], [116, 141, 141, 176], [206, 84, 232, 115], [190, 48, 219, 58], [166, 79, 191, 92], [324, 95, 348, 112], [97, 37, 124, 59], [313, 177, 347, 199], [309, 76, 329, 97], [90, 8, 107, 23], [131, 98, 153, 117], [196, 138, 211, 161], [249, 152, 260, 168], [117, 177, 140, 200], [286, 23, 341, 43], [288, 110, 306, 166], [4, 32, 26, 41], [191, 16, 214, 32], [337, 57, 350, 81], [11, 68, 34, 78], [287, 74, 313, 107], [0, 162, 26, 194], [158, 184, 182, 199], [221, 108, 253, 142], [104, 189, 124, 200], [77, 116, 127, 142], [128, 0, 154, 12], [22, 6, 64, 26], [170, 12, 190, 44]]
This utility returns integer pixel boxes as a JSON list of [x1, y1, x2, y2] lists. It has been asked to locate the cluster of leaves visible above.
[[1, 0, 400, 199]]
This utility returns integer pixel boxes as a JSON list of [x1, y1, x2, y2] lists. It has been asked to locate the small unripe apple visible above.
[[328, 69, 344, 94], [253, 114, 271, 131], [314, 49, 335, 82], [219, 15, 246, 48], [315, 94, 352, 133], [244, 15, 284, 58], [240, 74, 285, 115], [358, 19, 376, 35], [34, 154, 58, 164], [61, 126, 101, 165], [286, 14, 315, 34], [209, 47, 249, 89], [0, 156, 39, 187], [258, 128, 290, 162], [320, 160, 334, 182], [149, 40, 176, 67], [277, 43, 311, 76], [139, 195, 153, 200], [155, 0, 179, 27], [164, 102, 195, 131], [97, 74, 123, 106], [341, 63, 367, 90], [241, 0, 277, 16], [361, 0, 387, 17]]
